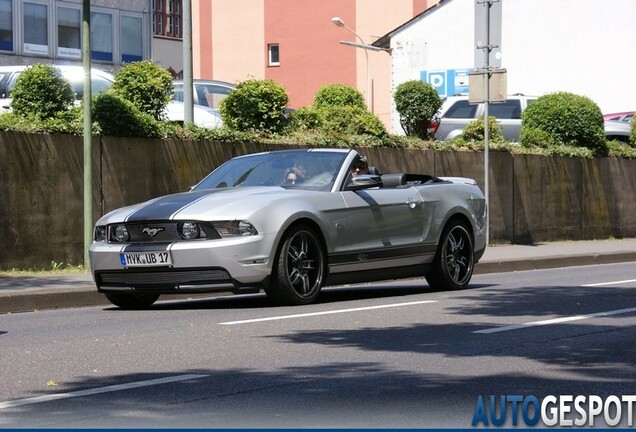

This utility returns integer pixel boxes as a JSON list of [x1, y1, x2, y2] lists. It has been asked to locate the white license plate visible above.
[[119, 251, 172, 267]]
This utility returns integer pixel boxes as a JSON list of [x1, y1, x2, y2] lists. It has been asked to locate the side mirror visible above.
[[346, 174, 383, 191]]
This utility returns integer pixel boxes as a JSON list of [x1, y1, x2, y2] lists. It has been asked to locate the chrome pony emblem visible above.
[[142, 227, 165, 237]]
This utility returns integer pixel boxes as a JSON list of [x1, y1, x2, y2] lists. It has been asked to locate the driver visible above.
[[350, 156, 370, 177]]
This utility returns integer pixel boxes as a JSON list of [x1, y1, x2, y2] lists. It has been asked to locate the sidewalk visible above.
[[1, 238, 636, 314]]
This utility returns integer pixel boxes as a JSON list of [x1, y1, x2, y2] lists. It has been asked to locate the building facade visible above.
[[376, 0, 636, 134], [0, 0, 152, 73], [152, 0, 440, 127]]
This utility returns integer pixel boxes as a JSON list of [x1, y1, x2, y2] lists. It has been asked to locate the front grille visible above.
[[97, 268, 233, 289], [108, 221, 220, 243]]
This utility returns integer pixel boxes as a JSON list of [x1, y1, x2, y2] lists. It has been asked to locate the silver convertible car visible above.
[[90, 148, 487, 308]]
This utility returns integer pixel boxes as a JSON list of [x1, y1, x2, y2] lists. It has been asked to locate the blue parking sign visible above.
[[421, 69, 470, 97], [421, 70, 448, 96]]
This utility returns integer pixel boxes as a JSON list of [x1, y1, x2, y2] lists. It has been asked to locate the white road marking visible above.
[[219, 300, 438, 325], [473, 307, 636, 334], [583, 279, 636, 287], [0, 374, 209, 409]]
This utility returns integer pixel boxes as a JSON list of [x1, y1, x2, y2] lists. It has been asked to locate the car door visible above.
[[337, 186, 429, 270], [488, 99, 523, 141]]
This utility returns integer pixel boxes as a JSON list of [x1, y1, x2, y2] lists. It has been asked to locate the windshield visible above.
[[192, 151, 348, 191]]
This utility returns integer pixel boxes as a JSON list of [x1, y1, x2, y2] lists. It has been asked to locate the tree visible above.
[[110, 60, 173, 120], [11, 64, 74, 120], [394, 80, 442, 140]]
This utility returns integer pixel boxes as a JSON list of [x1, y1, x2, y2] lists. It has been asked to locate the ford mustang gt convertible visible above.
[[90, 148, 487, 308]]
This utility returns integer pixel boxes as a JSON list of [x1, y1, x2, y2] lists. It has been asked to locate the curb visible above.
[[2, 252, 636, 314], [474, 251, 636, 274]]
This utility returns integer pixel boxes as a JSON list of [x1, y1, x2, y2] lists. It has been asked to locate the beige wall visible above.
[[208, 0, 266, 82], [356, 0, 415, 127]]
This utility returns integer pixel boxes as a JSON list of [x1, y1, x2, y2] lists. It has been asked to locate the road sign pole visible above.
[[475, 0, 501, 246]]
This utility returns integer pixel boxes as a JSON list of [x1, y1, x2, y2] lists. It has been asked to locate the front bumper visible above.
[[89, 236, 273, 294]]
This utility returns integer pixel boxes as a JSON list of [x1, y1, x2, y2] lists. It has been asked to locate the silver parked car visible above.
[[0, 64, 223, 128], [90, 148, 487, 308], [433, 94, 632, 143], [171, 79, 235, 109]]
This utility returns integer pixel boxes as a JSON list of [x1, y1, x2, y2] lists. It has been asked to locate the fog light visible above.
[[113, 225, 129, 242], [179, 222, 200, 239]]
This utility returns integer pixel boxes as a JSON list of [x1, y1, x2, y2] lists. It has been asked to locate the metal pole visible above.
[[82, 0, 92, 269], [183, 0, 193, 124], [482, 0, 491, 246]]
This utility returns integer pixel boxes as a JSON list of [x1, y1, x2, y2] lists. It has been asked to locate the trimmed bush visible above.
[[519, 127, 555, 149], [394, 80, 442, 139], [316, 105, 387, 138], [461, 115, 504, 142], [219, 79, 289, 134], [287, 106, 321, 132], [313, 84, 366, 110], [10, 64, 74, 120], [631, 117, 636, 148], [93, 93, 160, 138], [520, 92, 608, 156], [110, 60, 173, 120]]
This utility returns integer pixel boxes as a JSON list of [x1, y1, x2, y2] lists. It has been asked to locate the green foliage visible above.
[[520, 92, 608, 156], [43, 106, 84, 135], [286, 106, 321, 132], [110, 60, 173, 119], [10, 64, 74, 120], [313, 84, 366, 110], [219, 79, 289, 134], [631, 117, 636, 147], [461, 115, 504, 142], [608, 139, 636, 158], [92, 93, 161, 138], [519, 127, 555, 149], [394, 80, 442, 139], [316, 105, 387, 138]]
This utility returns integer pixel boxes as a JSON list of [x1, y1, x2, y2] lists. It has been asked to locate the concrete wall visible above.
[[1, 132, 635, 269]]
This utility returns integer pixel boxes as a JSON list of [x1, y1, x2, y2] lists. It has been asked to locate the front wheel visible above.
[[425, 220, 474, 291], [104, 292, 159, 309], [266, 225, 325, 305]]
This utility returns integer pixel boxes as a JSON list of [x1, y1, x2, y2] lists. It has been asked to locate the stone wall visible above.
[[1, 132, 635, 269]]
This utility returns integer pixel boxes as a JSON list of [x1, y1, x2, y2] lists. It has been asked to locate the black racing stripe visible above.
[[125, 190, 215, 222]]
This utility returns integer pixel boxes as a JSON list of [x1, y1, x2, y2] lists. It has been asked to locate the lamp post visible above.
[[331, 16, 371, 111]]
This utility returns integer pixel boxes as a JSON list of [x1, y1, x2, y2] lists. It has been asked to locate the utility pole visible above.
[[82, 0, 92, 269], [183, 0, 193, 124], [472, 0, 503, 246]]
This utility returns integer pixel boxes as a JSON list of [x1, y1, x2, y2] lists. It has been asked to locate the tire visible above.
[[425, 220, 474, 291], [104, 292, 159, 309], [266, 224, 325, 305]]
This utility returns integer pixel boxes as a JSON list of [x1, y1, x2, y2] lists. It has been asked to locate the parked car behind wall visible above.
[[433, 94, 632, 143]]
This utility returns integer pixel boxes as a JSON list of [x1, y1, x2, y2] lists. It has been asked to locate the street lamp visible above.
[[331, 16, 371, 111]]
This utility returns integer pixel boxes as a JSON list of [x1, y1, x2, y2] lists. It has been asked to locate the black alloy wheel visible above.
[[425, 220, 474, 291], [267, 224, 325, 305]]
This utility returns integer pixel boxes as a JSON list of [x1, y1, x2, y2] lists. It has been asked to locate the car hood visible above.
[[97, 186, 324, 224]]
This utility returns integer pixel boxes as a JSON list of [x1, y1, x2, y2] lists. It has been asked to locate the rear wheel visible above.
[[104, 292, 159, 309], [266, 225, 325, 305], [425, 220, 474, 291]]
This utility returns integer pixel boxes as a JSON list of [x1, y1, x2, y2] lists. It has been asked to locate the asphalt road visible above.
[[1, 262, 636, 428]]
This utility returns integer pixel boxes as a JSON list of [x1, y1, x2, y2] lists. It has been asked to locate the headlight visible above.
[[179, 221, 200, 239], [94, 226, 107, 242], [212, 220, 258, 238], [113, 225, 129, 242]]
